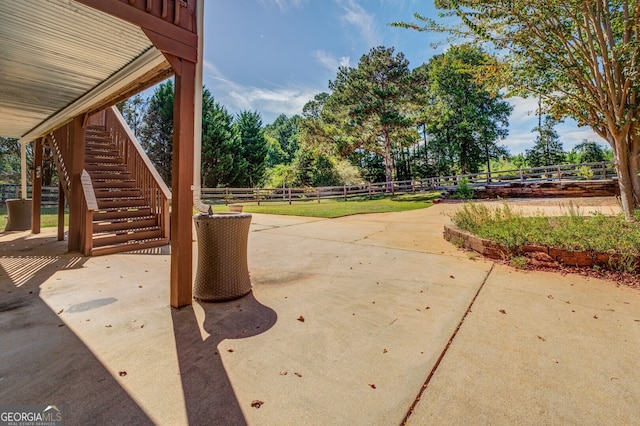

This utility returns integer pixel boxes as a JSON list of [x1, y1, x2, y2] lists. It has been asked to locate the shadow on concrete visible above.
[[0, 232, 154, 425], [172, 292, 277, 425]]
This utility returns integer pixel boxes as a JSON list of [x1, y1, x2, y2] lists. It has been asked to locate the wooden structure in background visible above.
[[1, 0, 200, 308]]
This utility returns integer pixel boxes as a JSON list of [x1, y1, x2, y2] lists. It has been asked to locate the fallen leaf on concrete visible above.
[[499, 309, 507, 314], [425, 306, 431, 310], [57, 324, 65, 327], [105, 324, 112, 328], [537, 335, 546, 341], [449, 275, 455, 279], [140, 324, 144, 328], [368, 383, 376, 389], [552, 359, 558, 364], [251, 400, 264, 408], [297, 316, 305, 322], [294, 372, 302, 377], [547, 295, 554, 299], [383, 348, 388, 353], [119, 371, 127, 376], [280, 370, 288, 376], [227, 348, 235, 353], [138, 285, 143, 288], [57, 309, 63, 314], [593, 314, 598, 319]]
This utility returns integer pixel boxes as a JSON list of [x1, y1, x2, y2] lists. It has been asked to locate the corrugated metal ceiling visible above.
[[0, 0, 162, 138]]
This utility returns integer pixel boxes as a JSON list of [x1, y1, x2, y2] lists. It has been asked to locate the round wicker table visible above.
[[193, 212, 252, 302]]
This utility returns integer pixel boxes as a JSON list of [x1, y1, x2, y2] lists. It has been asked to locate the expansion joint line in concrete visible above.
[[400, 263, 496, 425]]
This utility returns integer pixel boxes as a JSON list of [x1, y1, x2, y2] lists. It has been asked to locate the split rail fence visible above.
[[1, 161, 617, 206], [201, 161, 617, 205]]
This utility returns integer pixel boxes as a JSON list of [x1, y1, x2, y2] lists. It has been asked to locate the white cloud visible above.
[[203, 61, 320, 123], [337, 0, 381, 47], [312, 50, 351, 73]]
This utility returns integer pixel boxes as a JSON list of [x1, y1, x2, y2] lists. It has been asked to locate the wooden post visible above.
[[317, 188, 320, 203], [368, 183, 372, 199], [557, 165, 562, 181], [288, 187, 292, 205], [57, 181, 65, 241], [31, 138, 43, 234], [225, 187, 229, 205], [343, 185, 347, 201], [170, 59, 196, 309], [520, 169, 524, 182], [255, 187, 260, 205], [68, 115, 85, 252]]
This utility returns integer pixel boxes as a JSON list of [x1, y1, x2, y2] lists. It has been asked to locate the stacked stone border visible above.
[[443, 224, 640, 273]]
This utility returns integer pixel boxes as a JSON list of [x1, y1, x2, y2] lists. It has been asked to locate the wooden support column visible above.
[[31, 138, 44, 234], [170, 58, 196, 308], [68, 116, 86, 252], [58, 181, 65, 241]]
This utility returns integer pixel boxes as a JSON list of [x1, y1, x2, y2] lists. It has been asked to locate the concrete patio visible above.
[[1, 197, 639, 425]]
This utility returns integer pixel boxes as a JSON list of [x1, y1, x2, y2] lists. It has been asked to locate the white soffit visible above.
[[0, 0, 163, 139]]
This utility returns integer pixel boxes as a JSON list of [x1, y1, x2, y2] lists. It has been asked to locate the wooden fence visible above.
[[201, 161, 617, 205], [2, 161, 617, 206], [1, 184, 59, 205]]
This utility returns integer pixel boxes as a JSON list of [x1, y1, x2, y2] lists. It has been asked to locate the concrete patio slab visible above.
[[407, 263, 640, 425], [1, 196, 638, 425]]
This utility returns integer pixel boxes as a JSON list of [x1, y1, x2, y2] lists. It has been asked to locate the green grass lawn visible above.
[[0, 205, 68, 230], [1, 192, 440, 229], [208, 192, 441, 218]]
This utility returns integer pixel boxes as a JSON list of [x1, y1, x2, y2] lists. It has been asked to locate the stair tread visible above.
[[93, 225, 162, 236], [94, 215, 156, 224], [90, 237, 169, 256]]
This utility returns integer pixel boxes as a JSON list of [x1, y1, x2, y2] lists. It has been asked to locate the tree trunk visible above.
[[614, 134, 636, 221], [383, 132, 393, 191], [629, 133, 640, 205]]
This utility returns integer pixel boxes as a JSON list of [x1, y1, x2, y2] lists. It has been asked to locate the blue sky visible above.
[[201, 0, 603, 155]]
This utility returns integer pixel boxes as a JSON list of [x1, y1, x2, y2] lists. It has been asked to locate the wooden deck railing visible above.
[[95, 106, 171, 239], [47, 123, 72, 200]]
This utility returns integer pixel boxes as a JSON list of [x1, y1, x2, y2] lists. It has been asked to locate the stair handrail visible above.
[[104, 106, 172, 200], [80, 169, 98, 211], [80, 169, 97, 255], [96, 106, 171, 240]]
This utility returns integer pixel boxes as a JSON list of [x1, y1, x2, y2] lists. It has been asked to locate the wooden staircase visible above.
[[83, 123, 170, 256]]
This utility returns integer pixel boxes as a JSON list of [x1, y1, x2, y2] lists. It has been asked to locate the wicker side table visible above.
[[193, 212, 252, 302], [5, 199, 32, 231]]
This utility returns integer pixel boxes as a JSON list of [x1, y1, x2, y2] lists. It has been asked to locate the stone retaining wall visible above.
[[443, 224, 639, 272], [474, 180, 619, 199]]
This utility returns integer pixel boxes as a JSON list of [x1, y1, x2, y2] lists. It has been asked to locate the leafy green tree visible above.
[[325, 46, 424, 187], [118, 94, 148, 138], [139, 80, 174, 185], [0, 137, 21, 184], [571, 140, 606, 164], [263, 114, 301, 164], [397, 1, 640, 219], [200, 89, 244, 188], [234, 110, 267, 187], [525, 116, 565, 167], [422, 44, 512, 174]]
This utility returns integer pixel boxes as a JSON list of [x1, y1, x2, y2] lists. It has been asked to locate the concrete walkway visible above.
[[0, 197, 638, 425]]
